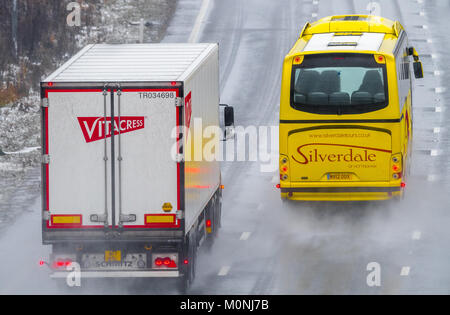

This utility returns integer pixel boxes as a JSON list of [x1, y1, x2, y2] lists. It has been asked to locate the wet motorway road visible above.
[[1, 0, 450, 294]]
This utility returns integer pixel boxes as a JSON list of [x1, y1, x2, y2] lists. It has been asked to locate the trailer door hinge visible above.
[[175, 97, 184, 107], [43, 212, 51, 220], [176, 211, 184, 220], [42, 155, 50, 164], [41, 98, 49, 108]]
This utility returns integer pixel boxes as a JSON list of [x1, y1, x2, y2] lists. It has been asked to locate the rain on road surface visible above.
[[1, 0, 450, 294]]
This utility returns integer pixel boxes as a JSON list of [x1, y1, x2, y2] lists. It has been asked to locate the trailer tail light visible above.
[[152, 254, 178, 269], [401, 182, 406, 188], [48, 82, 54, 87], [184, 259, 189, 265], [52, 259, 73, 269], [206, 219, 212, 234]]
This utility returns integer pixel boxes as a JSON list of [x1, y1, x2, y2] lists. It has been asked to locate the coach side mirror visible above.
[[408, 47, 424, 79], [219, 104, 235, 141], [414, 61, 424, 79]]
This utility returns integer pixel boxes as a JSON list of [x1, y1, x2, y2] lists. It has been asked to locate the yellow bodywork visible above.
[[279, 15, 414, 201]]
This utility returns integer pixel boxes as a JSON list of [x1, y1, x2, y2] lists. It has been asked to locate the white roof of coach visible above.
[[303, 32, 385, 52], [44, 43, 216, 82]]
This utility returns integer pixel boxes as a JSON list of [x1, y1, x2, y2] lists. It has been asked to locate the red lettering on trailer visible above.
[[77, 116, 145, 143]]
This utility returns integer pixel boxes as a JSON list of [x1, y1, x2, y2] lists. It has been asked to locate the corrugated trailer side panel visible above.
[[183, 45, 221, 233]]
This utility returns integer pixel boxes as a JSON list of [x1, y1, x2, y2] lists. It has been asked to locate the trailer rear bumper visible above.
[[51, 270, 180, 279], [42, 229, 185, 244]]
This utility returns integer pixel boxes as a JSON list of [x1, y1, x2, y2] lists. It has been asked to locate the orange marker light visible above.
[[375, 55, 385, 64], [293, 56, 304, 65]]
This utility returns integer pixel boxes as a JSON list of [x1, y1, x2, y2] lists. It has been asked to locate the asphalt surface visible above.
[[1, 0, 449, 294]]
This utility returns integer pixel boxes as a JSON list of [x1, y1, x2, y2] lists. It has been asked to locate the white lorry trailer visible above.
[[40, 43, 234, 291]]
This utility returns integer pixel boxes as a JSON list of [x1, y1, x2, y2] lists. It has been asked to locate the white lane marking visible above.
[[427, 39, 433, 44], [427, 174, 438, 182], [419, 11, 425, 16], [435, 107, 442, 113], [435, 87, 446, 94], [434, 127, 441, 134], [313, 0, 319, 5], [312, 13, 318, 18], [218, 266, 231, 276], [412, 230, 422, 240], [430, 150, 439, 156], [188, 0, 211, 43], [417, 0, 423, 4], [240, 232, 251, 241], [422, 25, 428, 30], [400, 266, 410, 276], [434, 70, 441, 76]]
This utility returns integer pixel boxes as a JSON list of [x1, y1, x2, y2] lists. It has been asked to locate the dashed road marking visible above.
[[412, 230, 422, 240], [427, 174, 439, 182], [434, 127, 441, 134], [430, 150, 439, 156], [218, 266, 231, 276], [436, 107, 442, 113], [435, 87, 445, 94], [312, 12, 318, 18], [434, 70, 441, 76], [240, 232, 252, 241], [400, 266, 411, 276]]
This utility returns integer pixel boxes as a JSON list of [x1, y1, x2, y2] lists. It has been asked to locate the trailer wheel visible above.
[[205, 194, 221, 248], [179, 232, 197, 294]]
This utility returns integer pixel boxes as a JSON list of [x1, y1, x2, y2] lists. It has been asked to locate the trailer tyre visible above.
[[179, 232, 197, 294]]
